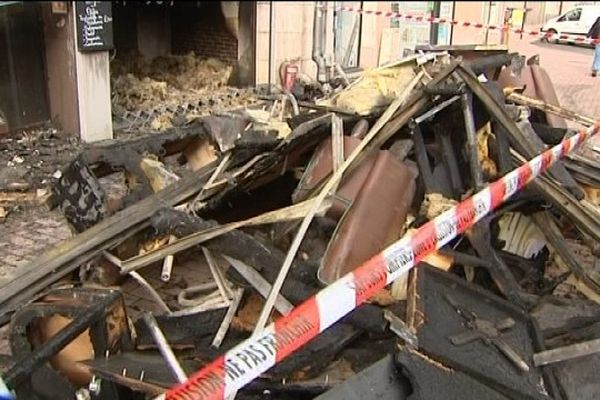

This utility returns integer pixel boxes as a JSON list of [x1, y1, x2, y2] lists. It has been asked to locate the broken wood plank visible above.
[[533, 338, 600, 366], [506, 91, 594, 127]]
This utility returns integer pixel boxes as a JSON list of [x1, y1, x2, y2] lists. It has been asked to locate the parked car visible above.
[[541, 5, 600, 45]]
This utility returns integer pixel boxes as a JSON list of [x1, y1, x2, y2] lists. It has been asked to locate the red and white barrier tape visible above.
[[164, 122, 600, 400], [335, 6, 600, 45]]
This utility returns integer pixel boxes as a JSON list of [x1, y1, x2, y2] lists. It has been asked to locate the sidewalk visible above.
[[506, 34, 600, 120]]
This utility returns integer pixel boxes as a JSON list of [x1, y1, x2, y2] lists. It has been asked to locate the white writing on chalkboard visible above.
[[79, 2, 113, 48]]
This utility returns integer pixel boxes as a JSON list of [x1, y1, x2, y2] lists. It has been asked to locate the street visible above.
[[507, 36, 599, 121]]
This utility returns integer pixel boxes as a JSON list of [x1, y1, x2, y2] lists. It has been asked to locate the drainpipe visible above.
[[449, 1, 456, 45], [312, 1, 327, 83], [485, 1, 492, 44], [268, 1, 276, 93]]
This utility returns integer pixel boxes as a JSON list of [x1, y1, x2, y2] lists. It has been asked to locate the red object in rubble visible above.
[[283, 62, 299, 92]]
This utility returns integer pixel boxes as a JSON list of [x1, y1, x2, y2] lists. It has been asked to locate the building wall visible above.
[[250, 1, 600, 85], [171, 3, 238, 63], [254, 1, 399, 85], [358, 1, 393, 68], [255, 1, 316, 85], [451, 2, 492, 45]]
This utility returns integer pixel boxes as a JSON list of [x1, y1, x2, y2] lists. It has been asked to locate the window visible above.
[[559, 8, 582, 22]]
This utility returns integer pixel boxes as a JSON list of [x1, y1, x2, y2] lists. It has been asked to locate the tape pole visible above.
[[334, 7, 600, 45], [164, 123, 600, 400]]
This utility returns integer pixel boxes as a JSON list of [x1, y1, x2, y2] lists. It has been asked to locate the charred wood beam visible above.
[[80, 122, 211, 179], [491, 122, 513, 175], [134, 308, 228, 348], [460, 90, 485, 190], [456, 65, 584, 200], [434, 124, 464, 197], [409, 120, 438, 194], [467, 218, 527, 308], [465, 52, 518, 76]]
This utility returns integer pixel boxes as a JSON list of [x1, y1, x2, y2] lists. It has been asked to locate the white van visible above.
[[541, 5, 600, 44]]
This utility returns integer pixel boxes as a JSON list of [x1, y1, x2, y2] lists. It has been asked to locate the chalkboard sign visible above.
[[75, 1, 114, 52]]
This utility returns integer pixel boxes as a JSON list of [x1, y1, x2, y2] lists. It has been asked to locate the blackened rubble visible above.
[[3, 49, 600, 400]]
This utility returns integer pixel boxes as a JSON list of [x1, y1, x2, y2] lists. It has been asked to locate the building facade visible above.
[[0, 1, 595, 142]]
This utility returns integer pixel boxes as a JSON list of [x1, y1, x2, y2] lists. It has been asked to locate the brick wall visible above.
[[171, 3, 238, 63]]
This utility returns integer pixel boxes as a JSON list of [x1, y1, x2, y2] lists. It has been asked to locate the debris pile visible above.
[[3, 48, 600, 400], [111, 52, 256, 132]]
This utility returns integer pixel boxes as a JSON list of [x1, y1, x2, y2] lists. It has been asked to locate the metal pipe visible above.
[[449, 1, 456, 45], [102, 251, 171, 315], [312, 1, 327, 83], [283, 93, 300, 116], [268, 1, 275, 93], [161, 236, 177, 282], [429, 1, 441, 45], [485, 1, 492, 44], [342, 14, 360, 67], [143, 312, 188, 384]]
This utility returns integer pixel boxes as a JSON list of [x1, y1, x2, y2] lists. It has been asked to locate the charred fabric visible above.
[[3, 49, 600, 400]]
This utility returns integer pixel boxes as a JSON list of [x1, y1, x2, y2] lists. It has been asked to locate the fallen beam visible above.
[[507, 91, 594, 127]]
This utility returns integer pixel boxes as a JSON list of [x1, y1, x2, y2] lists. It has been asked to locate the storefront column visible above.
[[72, 1, 113, 142]]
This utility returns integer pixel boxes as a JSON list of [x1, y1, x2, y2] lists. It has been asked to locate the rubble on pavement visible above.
[[3, 48, 600, 400]]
